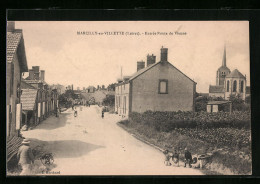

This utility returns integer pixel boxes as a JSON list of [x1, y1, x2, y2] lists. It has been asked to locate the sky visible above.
[[15, 21, 250, 93]]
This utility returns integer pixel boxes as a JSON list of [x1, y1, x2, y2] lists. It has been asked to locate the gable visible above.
[[130, 61, 196, 84]]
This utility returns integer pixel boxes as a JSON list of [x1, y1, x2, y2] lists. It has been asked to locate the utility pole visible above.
[[121, 66, 123, 79]]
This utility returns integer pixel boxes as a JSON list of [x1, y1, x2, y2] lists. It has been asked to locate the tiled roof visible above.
[[226, 69, 245, 79], [209, 85, 225, 93], [7, 30, 28, 72], [7, 31, 22, 63], [21, 89, 38, 111], [21, 80, 36, 89]]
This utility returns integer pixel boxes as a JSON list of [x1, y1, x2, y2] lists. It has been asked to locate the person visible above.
[[74, 107, 77, 117], [184, 147, 192, 168], [163, 150, 172, 166], [172, 148, 180, 167], [101, 110, 104, 119], [17, 139, 34, 175], [55, 106, 59, 117]]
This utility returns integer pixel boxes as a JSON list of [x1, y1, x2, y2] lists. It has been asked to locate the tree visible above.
[[229, 94, 249, 111], [107, 83, 116, 91], [195, 96, 209, 112], [103, 95, 115, 107]]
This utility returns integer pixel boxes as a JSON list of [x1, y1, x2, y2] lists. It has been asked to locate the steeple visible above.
[[222, 44, 226, 67]]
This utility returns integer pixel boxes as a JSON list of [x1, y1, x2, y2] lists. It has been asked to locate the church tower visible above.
[[216, 45, 231, 86]]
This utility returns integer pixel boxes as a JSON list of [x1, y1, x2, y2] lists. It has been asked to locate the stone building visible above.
[[209, 46, 250, 100], [115, 47, 196, 117]]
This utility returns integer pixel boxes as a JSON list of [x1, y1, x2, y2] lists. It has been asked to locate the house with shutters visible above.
[[6, 21, 28, 163], [115, 47, 196, 117], [209, 46, 250, 100]]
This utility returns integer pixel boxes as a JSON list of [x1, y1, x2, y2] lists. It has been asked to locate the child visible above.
[[163, 150, 172, 166], [184, 147, 192, 168], [172, 149, 180, 167]]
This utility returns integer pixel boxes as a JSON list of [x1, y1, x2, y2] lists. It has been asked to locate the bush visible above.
[[129, 111, 251, 130]]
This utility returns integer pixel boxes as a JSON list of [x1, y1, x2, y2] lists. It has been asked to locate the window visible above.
[[158, 79, 168, 94], [241, 81, 244, 92], [233, 80, 237, 92], [227, 80, 229, 92]]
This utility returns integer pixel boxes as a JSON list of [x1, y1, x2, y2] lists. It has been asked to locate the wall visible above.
[[115, 83, 130, 116], [8, 54, 21, 137], [131, 62, 195, 113], [225, 78, 246, 100]]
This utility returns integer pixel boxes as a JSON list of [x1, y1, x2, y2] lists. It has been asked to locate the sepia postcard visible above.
[[6, 20, 251, 176]]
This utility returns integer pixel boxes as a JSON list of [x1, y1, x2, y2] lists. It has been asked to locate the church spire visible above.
[[222, 44, 226, 67]]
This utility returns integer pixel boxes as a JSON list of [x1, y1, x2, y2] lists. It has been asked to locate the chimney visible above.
[[160, 46, 168, 62], [147, 54, 156, 67], [137, 61, 145, 71], [32, 66, 40, 73], [40, 70, 45, 81], [7, 21, 15, 32], [29, 69, 34, 80], [34, 72, 40, 80]]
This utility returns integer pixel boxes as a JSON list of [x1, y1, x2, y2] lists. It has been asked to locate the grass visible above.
[[117, 119, 252, 175]]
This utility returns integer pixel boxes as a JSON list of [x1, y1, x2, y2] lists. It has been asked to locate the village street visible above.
[[21, 105, 203, 175]]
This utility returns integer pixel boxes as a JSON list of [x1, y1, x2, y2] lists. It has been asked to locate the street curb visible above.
[[117, 123, 165, 153], [130, 133, 165, 152]]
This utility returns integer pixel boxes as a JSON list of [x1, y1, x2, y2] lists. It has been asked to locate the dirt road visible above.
[[22, 105, 203, 175]]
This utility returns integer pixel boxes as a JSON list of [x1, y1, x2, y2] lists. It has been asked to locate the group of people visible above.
[[164, 147, 194, 168]]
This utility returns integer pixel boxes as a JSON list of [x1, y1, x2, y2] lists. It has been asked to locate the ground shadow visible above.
[[28, 138, 104, 159], [30, 112, 71, 130]]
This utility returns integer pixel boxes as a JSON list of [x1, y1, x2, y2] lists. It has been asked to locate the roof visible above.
[[87, 86, 95, 89], [226, 69, 246, 79], [209, 85, 225, 93], [7, 30, 28, 72], [21, 89, 38, 111], [217, 65, 230, 72], [129, 61, 196, 83], [21, 80, 36, 89], [207, 101, 231, 105]]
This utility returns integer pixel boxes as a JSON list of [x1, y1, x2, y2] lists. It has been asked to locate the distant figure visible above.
[[101, 110, 104, 119], [74, 107, 77, 117], [163, 150, 172, 166], [55, 107, 59, 117], [184, 147, 192, 168], [172, 148, 180, 167], [17, 139, 34, 175]]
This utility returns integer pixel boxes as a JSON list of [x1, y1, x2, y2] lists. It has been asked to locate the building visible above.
[[6, 21, 28, 137], [6, 21, 28, 162], [86, 86, 96, 93], [209, 46, 250, 100], [22, 66, 59, 124], [115, 47, 196, 117]]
